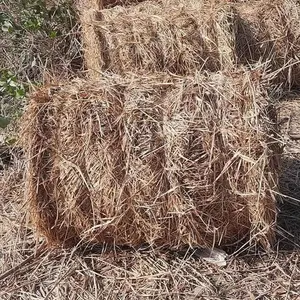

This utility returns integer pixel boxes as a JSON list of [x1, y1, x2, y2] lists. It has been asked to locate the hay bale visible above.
[[235, 0, 300, 88], [79, 0, 300, 86], [80, 0, 236, 78], [22, 69, 279, 249]]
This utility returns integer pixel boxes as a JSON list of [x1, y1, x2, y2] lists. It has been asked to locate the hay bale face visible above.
[[80, 1, 236, 78], [23, 70, 279, 249], [235, 0, 300, 88]]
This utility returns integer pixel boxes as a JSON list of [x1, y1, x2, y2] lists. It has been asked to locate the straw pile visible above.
[[235, 0, 300, 88], [80, 0, 236, 78], [22, 69, 279, 249]]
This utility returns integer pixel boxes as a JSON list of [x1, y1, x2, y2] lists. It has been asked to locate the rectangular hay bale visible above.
[[80, 0, 300, 87], [80, 0, 236, 78], [22, 70, 279, 249]]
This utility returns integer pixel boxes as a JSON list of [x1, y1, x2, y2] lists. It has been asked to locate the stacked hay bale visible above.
[[80, 0, 237, 78], [80, 0, 300, 87], [22, 70, 279, 249], [22, 0, 286, 250]]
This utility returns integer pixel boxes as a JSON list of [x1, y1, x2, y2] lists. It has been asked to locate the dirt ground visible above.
[[277, 97, 300, 251], [0, 98, 299, 299]]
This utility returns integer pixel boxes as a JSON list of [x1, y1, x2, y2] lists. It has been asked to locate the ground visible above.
[[278, 98, 300, 250]]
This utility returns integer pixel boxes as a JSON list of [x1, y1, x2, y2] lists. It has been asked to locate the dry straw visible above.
[[22, 69, 280, 250], [80, 0, 236, 78], [235, 0, 300, 88]]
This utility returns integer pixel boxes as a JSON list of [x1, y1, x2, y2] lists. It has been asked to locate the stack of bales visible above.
[[22, 0, 287, 250]]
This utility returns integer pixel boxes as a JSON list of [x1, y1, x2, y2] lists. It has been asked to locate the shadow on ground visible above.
[[277, 156, 300, 250]]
